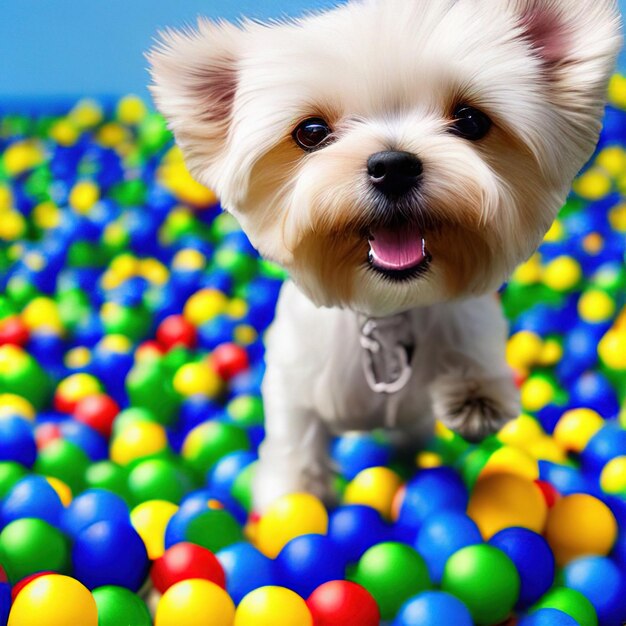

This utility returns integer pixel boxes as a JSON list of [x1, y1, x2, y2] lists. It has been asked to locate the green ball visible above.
[[84, 461, 132, 503], [0, 352, 49, 409], [0, 518, 69, 583], [34, 439, 90, 495], [226, 395, 264, 427], [126, 360, 180, 426], [185, 508, 243, 553], [182, 422, 250, 475], [0, 461, 27, 499], [214, 249, 257, 284], [441, 545, 520, 625], [93, 585, 152, 626], [112, 407, 160, 435], [127, 458, 186, 504], [532, 587, 598, 626], [231, 461, 256, 512], [350, 542, 431, 620], [102, 303, 152, 342]]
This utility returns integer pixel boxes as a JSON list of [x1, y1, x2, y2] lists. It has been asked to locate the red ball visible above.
[[0, 316, 29, 347], [534, 479, 560, 508], [35, 423, 62, 450], [307, 581, 380, 626], [211, 343, 249, 381], [0, 564, 7, 584], [74, 393, 120, 438], [11, 571, 55, 602], [150, 542, 226, 594], [156, 315, 198, 350]]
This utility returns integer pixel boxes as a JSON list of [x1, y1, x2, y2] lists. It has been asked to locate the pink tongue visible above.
[[369, 226, 426, 270]]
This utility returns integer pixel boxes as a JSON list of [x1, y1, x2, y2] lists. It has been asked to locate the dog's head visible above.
[[149, 0, 620, 315]]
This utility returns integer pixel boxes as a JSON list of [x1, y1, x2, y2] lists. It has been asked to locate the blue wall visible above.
[[1, 0, 625, 103]]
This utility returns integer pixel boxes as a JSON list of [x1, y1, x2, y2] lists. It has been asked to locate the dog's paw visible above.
[[431, 375, 520, 443]]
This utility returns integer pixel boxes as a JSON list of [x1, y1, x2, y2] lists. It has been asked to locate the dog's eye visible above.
[[293, 117, 332, 151], [450, 105, 492, 141]]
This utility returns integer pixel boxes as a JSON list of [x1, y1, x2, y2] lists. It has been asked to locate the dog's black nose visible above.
[[367, 151, 423, 197]]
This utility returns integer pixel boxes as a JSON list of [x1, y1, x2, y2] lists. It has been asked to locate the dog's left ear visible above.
[[147, 19, 244, 192]]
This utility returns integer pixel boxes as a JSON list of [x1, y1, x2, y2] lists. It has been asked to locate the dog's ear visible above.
[[147, 19, 243, 191]]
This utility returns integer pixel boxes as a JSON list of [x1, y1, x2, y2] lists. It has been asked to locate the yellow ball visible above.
[[139, 258, 169, 285], [553, 408, 604, 453], [520, 376, 555, 412], [117, 95, 148, 125], [608, 202, 626, 233], [8, 574, 97, 626], [234, 325, 258, 346], [525, 436, 568, 464], [159, 162, 218, 208], [109, 253, 139, 280], [3, 140, 45, 176], [544, 494, 617, 567], [256, 493, 328, 558], [172, 249, 207, 272], [50, 120, 79, 147], [184, 289, 228, 326], [506, 331, 543, 371], [511, 254, 543, 285], [64, 347, 92, 370], [542, 256, 582, 292], [69, 181, 100, 214], [45, 477, 73, 507], [598, 146, 626, 176], [155, 579, 235, 626], [415, 451, 443, 469], [0, 345, 29, 374], [173, 361, 222, 398], [343, 466, 403, 519], [226, 298, 249, 320], [598, 329, 626, 370], [497, 414, 543, 448], [69, 99, 104, 129], [479, 446, 539, 481], [0, 211, 27, 241], [578, 289, 615, 323], [97, 123, 130, 148], [22, 297, 63, 333], [110, 421, 168, 466], [538, 338, 563, 367], [131, 500, 179, 560], [234, 586, 312, 626], [600, 456, 626, 496], [608, 74, 626, 109], [573, 168, 612, 200], [56, 373, 102, 406], [0, 394, 36, 421], [543, 220, 565, 243], [467, 473, 547, 540]]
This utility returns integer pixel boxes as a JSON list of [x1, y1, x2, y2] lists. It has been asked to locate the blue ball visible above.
[[216, 542, 275, 605], [332, 433, 392, 480], [415, 511, 482, 584], [582, 424, 626, 475], [1, 475, 64, 528], [329, 505, 390, 563], [275, 534, 347, 598], [538, 460, 599, 497], [392, 591, 473, 626], [518, 608, 582, 626], [0, 581, 10, 626], [61, 489, 129, 538], [207, 451, 257, 497], [569, 371, 619, 419], [59, 420, 108, 462], [563, 556, 626, 625], [0, 416, 37, 467], [397, 468, 468, 537], [488, 527, 555, 609], [72, 520, 149, 590]]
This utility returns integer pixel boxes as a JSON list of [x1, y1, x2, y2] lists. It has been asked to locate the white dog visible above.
[[149, 0, 620, 511]]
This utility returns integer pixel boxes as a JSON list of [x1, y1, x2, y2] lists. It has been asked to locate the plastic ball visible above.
[[234, 586, 313, 626], [61, 489, 129, 538], [0, 461, 27, 500], [33, 438, 90, 494], [518, 608, 581, 626], [307, 580, 380, 626], [211, 343, 250, 381], [92, 585, 152, 626], [71, 519, 149, 591], [130, 500, 179, 560], [110, 419, 168, 466], [343, 466, 403, 519], [532, 587, 598, 626], [7, 574, 97, 626], [73, 393, 119, 438], [216, 542, 274, 605], [183, 289, 228, 327], [467, 473, 548, 539], [155, 579, 235, 626], [441, 544, 520, 625], [328, 505, 390, 563], [578, 289, 616, 323], [543, 256, 582, 292], [156, 315, 198, 350], [0, 416, 37, 467], [127, 458, 187, 504], [582, 423, 626, 474], [275, 533, 346, 598], [54, 373, 102, 413], [506, 330, 543, 371], [553, 408, 605, 453], [1, 474, 64, 527], [544, 494, 617, 566], [349, 542, 431, 620], [0, 518, 69, 583], [173, 361, 222, 398], [479, 445, 539, 481], [256, 493, 328, 558], [415, 511, 482, 583], [0, 394, 35, 421], [600, 455, 626, 495], [391, 591, 473, 626], [488, 527, 555, 609], [151, 542, 225, 595]]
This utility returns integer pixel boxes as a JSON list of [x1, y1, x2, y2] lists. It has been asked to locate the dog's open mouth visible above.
[[367, 224, 431, 280]]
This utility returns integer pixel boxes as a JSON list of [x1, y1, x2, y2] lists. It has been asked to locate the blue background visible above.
[[1, 0, 625, 104]]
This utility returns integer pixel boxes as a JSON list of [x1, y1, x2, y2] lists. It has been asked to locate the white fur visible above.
[[149, 0, 621, 511]]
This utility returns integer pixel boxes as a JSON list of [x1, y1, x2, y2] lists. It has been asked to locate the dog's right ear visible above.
[[147, 19, 242, 190]]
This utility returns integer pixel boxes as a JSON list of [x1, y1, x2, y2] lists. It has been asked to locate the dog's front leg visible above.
[[428, 295, 520, 442], [253, 365, 334, 513]]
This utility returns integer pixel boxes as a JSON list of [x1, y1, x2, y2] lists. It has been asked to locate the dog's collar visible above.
[[358, 312, 415, 394]]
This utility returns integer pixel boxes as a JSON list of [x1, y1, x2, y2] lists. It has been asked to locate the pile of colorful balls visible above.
[[0, 76, 625, 626]]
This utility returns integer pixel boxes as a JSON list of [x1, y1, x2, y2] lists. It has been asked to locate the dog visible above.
[[149, 0, 621, 512]]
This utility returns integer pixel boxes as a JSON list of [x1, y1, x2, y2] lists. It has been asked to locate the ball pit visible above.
[[0, 85, 625, 626]]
